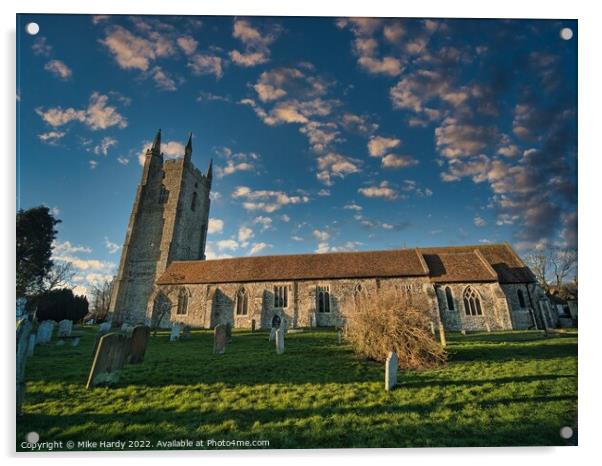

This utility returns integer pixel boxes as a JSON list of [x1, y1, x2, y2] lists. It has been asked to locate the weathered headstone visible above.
[[214, 324, 227, 354], [71, 337, 81, 347], [385, 351, 398, 391], [485, 323, 491, 333], [269, 327, 276, 342], [437, 322, 447, 347], [98, 321, 112, 333], [17, 319, 32, 415], [280, 318, 288, 333], [129, 325, 150, 364], [86, 333, 130, 389], [93, 328, 110, 356], [27, 333, 36, 357], [275, 328, 285, 354], [16, 297, 27, 320], [251, 319, 256, 332], [225, 322, 232, 343], [460, 329, 466, 336], [36, 321, 54, 344], [170, 323, 181, 342], [429, 321, 436, 335], [58, 319, 73, 337]]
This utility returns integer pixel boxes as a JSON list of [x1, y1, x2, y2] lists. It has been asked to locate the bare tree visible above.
[[525, 246, 577, 291], [150, 285, 180, 335], [90, 278, 114, 322]]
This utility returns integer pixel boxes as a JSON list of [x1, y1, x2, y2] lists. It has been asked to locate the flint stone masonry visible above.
[[87, 333, 130, 389], [17, 319, 32, 415], [385, 351, 398, 391], [275, 328, 285, 354], [58, 320, 73, 337], [129, 325, 150, 364], [214, 324, 226, 354], [36, 321, 54, 344]]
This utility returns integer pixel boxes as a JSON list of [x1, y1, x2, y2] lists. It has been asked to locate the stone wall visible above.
[[435, 282, 513, 331]]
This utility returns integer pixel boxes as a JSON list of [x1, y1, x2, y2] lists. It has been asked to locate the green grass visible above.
[[17, 327, 577, 450]]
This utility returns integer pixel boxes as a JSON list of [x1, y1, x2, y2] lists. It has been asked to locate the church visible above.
[[110, 131, 556, 332]]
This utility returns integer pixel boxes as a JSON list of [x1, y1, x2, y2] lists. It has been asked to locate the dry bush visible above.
[[344, 288, 447, 369]]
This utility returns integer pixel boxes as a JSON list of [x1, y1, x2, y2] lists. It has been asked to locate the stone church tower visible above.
[[109, 129, 212, 325]]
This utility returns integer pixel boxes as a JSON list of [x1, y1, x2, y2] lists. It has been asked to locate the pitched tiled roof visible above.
[[157, 249, 429, 285], [418, 243, 535, 283], [421, 251, 498, 283], [157, 243, 535, 285]]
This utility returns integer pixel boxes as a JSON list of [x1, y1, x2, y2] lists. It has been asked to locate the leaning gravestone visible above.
[[129, 325, 150, 364], [86, 333, 130, 389], [275, 328, 285, 354], [225, 322, 232, 343], [92, 327, 111, 356], [269, 327, 276, 342], [17, 319, 32, 415], [429, 321, 436, 335], [58, 319, 73, 337], [98, 321, 112, 333], [27, 333, 36, 357], [170, 323, 181, 342], [214, 324, 226, 354], [36, 321, 54, 344], [251, 319, 256, 332], [385, 351, 398, 391]]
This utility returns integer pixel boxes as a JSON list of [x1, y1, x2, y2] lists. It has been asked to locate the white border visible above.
[[3, 1, 600, 465]]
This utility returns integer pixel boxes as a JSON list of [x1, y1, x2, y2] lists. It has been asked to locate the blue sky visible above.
[[16, 14, 577, 296]]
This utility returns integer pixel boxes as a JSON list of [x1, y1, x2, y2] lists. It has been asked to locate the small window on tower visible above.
[[191, 192, 197, 211]]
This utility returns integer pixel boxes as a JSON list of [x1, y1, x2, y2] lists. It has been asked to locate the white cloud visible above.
[[38, 131, 66, 145], [368, 136, 400, 157], [253, 216, 273, 231], [138, 140, 186, 166], [53, 241, 92, 255], [474, 216, 487, 227], [216, 239, 239, 251], [232, 186, 310, 213], [312, 229, 330, 241], [208, 218, 224, 234], [315, 242, 330, 253], [238, 226, 254, 246], [230, 19, 280, 67], [358, 181, 399, 200], [187, 54, 223, 78], [44, 60, 72, 80], [316, 152, 360, 186], [36, 92, 128, 131], [248, 242, 271, 255], [117, 156, 129, 165], [89, 160, 98, 169], [151, 66, 177, 91], [32, 37, 52, 56], [344, 202, 363, 211], [177, 35, 198, 55], [91, 136, 117, 156], [104, 237, 121, 254], [280, 214, 290, 223], [381, 154, 419, 169]]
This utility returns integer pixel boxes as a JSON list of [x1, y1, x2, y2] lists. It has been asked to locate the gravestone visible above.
[[86, 333, 130, 389], [429, 321, 435, 335], [269, 327, 276, 342], [93, 327, 111, 356], [460, 329, 466, 336], [71, 337, 81, 347], [27, 333, 36, 357], [214, 324, 227, 354], [170, 323, 181, 342], [251, 319, 256, 332], [129, 325, 150, 364], [98, 321, 112, 333], [17, 319, 32, 415], [309, 312, 317, 328], [182, 325, 191, 339], [337, 330, 342, 344], [58, 319, 73, 337], [275, 328, 285, 354], [485, 323, 491, 333], [385, 351, 398, 391], [225, 322, 232, 343], [36, 321, 54, 344], [16, 297, 27, 320], [280, 318, 288, 333], [437, 322, 447, 347]]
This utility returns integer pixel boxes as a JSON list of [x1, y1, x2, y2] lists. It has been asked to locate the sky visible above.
[[16, 14, 577, 296]]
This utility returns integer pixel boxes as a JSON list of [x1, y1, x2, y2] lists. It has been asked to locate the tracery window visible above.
[[463, 286, 482, 316]]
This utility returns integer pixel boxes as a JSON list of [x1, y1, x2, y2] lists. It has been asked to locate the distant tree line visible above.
[[17, 206, 89, 322]]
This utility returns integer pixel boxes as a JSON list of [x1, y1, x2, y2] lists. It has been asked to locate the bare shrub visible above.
[[344, 288, 446, 369]]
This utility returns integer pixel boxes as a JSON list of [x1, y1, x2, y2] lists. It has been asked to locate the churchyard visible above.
[[17, 326, 577, 450]]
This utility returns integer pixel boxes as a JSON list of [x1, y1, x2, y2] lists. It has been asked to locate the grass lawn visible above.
[[17, 327, 577, 450]]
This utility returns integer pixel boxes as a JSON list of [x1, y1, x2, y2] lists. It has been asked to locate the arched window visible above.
[[463, 286, 483, 316], [176, 289, 188, 315], [191, 192, 198, 211], [236, 287, 248, 316], [445, 286, 455, 310], [517, 289, 526, 308], [317, 285, 330, 313]]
